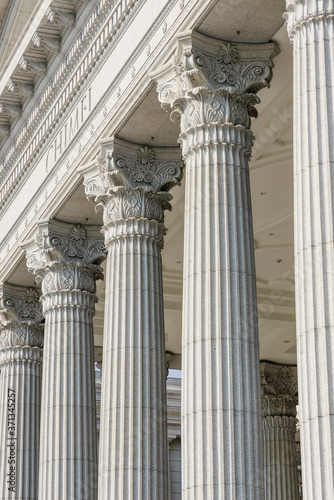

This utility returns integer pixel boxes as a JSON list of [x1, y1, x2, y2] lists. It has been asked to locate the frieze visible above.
[[0, 0, 139, 206], [0, 0, 192, 268]]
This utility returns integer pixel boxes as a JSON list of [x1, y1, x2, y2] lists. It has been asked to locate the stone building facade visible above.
[[0, 0, 333, 498]]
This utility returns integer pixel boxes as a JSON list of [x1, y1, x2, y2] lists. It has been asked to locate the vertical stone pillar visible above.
[[0, 284, 43, 500], [285, 2, 334, 497], [151, 31, 280, 499], [260, 362, 299, 499], [23, 220, 106, 500], [81, 137, 183, 499]]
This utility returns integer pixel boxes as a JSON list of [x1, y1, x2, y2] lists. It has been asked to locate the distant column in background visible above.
[[261, 362, 299, 499]]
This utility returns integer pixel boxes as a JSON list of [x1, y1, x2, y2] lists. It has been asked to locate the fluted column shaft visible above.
[[261, 362, 299, 500], [39, 289, 97, 499], [152, 31, 279, 499], [23, 221, 106, 500], [181, 112, 262, 499], [263, 417, 298, 499], [100, 219, 167, 497], [81, 137, 183, 499], [0, 285, 43, 500], [285, 2, 334, 497]]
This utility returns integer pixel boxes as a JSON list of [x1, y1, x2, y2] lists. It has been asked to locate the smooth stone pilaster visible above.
[[81, 137, 183, 499], [261, 362, 299, 500], [285, 2, 334, 497], [0, 284, 43, 500], [23, 220, 106, 500], [151, 31, 280, 499]]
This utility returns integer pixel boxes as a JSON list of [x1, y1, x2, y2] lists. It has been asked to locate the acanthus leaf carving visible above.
[[46, 8, 76, 27], [0, 284, 44, 349], [81, 137, 183, 227], [260, 362, 298, 418], [23, 220, 106, 295], [7, 79, 34, 97], [19, 57, 47, 75], [32, 33, 61, 52], [151, 32, 279, 130]]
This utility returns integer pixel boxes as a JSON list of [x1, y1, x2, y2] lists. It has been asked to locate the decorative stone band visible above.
[[285, 0, 334, 40], [79, 136, 183, 229], [0, 284, 44, 352], [0, 345, 43, 366], [260, 362, 298, 418], [102, 218, 165, 248], [150, 30, 280, 130], [41, 289, 97, 315], [22, 220, 106, 300], [179, 116, 255, 159]]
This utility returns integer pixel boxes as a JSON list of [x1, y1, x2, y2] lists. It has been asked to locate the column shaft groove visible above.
[[99, 227, 168, 498], [181, 127, 262, 499]]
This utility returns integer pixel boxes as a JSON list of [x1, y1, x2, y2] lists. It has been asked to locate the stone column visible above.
[[285, 2, 334, 497], [23, 220, 106, 500], [0, 284, 43, 500], [260, 362, 299, 499], [81, 137, 183, 499], [151, 31, 280, 499]]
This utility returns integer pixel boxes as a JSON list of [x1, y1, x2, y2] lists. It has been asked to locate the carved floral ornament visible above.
[[0, 284, 44, 349], [261, 363, 298, 418], [81, 137, 183, 224], [23, 221, 106, 295], [150, 31, 280, 129]]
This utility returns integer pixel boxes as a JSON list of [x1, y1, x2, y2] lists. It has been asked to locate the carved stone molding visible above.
[[19, 56, 47, 75], [32, 32, 61, 52], [261, 362, 298, 418], [0, 102, 21, 118], [7, 79, 34, 97], [22, 220, 107, 296], [0, 283, 44, 349], [0, 124, 10, 137], [46, 8, 76, 27], [80, 136, 183, 227], [151, 31, 280, 129]]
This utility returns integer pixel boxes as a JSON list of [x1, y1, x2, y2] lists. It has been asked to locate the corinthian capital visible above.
[[260, 362, 298, 418], [80, 136, 183, 225], [0, 283, 43, 349], [150, 31, 279, 127], [22, 220, 106, 295]]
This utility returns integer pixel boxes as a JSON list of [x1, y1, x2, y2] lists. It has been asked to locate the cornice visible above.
[[0, 0, 140, 207], [0, 0, 80, 140], [0, 0, 215, 278]]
